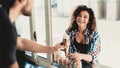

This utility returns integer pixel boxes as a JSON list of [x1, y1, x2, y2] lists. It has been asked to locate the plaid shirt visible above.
[[66, 28, 101, 64]]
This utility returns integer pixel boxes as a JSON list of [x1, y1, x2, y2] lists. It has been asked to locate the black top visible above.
[[73, 38, 92, 68], [73, 38, 90, 54], [0, 7, 17, 67]]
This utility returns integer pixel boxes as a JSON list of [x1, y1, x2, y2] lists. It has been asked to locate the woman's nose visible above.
[[79, 17, 84, 22]]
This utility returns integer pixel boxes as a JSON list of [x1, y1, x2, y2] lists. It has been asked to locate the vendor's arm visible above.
[[17, 37, 64, 54]]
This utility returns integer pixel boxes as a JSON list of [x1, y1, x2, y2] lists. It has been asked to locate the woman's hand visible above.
[[69, 52, 83, 62]]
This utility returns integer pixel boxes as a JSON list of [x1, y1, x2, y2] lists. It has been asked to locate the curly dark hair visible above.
[[0, 0, 15, 9], [69, 5, 96, 34]]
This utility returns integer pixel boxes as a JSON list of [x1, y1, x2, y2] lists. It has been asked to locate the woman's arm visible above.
[[89, 31, 101, 62], [17, 37, 64, 54], [70, 52, 92, 62], [80, 31, 101, 62]]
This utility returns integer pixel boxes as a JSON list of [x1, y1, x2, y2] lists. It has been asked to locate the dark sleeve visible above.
[[0, 7, 17, 67]]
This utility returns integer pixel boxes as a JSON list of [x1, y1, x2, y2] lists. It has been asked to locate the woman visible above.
[[66, 5, 101, 68]]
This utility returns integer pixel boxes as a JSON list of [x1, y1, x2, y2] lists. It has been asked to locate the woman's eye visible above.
[[84, 16, 88, 18]]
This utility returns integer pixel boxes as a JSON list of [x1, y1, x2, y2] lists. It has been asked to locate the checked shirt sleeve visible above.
[[89, 31, 101, 63]]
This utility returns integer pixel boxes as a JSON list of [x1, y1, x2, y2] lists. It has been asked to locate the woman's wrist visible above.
[[79, 53, 84, 60], [79, 53, 93, 62]]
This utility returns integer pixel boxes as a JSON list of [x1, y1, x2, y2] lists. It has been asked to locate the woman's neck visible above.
[[78, 29, 84, 34], [78, 27, 87, 33]]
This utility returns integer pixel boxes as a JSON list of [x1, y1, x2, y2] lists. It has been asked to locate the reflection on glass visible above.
[[34, 0, 47, 58], [15, 16, 31, 56]]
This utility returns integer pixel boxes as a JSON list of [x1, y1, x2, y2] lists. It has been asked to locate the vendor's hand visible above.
[[54, 42, 65, 51]]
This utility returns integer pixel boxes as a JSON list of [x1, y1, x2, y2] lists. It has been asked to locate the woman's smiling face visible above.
[[76, 11, 90, 31]]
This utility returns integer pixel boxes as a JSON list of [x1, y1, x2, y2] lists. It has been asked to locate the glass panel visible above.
[[51, 0, 89, 45], [51, 0, 71, 62], [15, 16, 32, 56], [34, 0, 47, 58]]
